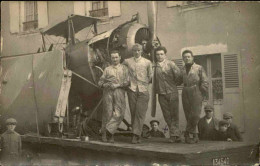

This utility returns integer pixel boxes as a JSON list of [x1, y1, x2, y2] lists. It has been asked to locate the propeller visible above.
[[147, 1, 158, 117]]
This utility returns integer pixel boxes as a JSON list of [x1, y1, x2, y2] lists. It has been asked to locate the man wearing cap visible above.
[[154, 46, 181, 142], [147, 120, 166, 138], [123, 43, 153, 144], [179, 50, 209, 144], [0, 118, 22, 164], [198, 104, 219, 140], [214, 120, 230, 141], [223, 112, 243, 141]]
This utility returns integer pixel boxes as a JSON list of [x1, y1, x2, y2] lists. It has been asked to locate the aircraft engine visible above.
[[108, 22, 151, 61]]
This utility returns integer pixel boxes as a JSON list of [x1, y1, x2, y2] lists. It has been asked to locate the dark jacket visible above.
[[198, 116, 219, 140], [147, 130, 166, 138], [214, 123, 243, 141], [180, 63, 208, 96], [0, 130, 22, 161], [226, 123, 243, 141], [214, 130, 229, 141], [155, 59, 181, 94]]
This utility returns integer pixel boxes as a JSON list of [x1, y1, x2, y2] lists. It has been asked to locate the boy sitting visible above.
[[214, 120, 231, 141], [223, 112, 243, 141], [147, 120, 166, 138]]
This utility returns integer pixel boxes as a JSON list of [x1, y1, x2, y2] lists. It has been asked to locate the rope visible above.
[[71, 71, 101, 89], [94, 66, 104, 73], [31, 55, 41, 142], [79, 98, 103, 137]]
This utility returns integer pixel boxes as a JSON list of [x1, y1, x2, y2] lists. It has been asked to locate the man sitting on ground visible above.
[[223, 112, 243, 141], [198, 104, 219, 140], [147, 120, 166, 138]]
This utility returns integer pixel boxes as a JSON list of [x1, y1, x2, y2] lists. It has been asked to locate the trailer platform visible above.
[[21, 135, 257, 165]]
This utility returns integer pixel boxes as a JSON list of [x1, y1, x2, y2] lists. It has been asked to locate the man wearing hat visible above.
[[0, 118, 22, 164], [198, 104, 219, 140], [223, 112, 243, 141], [147, 120, 165, 138]]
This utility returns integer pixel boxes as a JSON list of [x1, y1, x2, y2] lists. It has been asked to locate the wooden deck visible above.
[[21, 135, 257, 165]]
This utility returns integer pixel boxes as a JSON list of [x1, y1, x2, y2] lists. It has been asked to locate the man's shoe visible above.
[[187, 134, 199, 144], [132, 135, 138, 144], [102, 132, 107, 142], [174, 136, 182, 143], [170, 136, 181, 143], [108, 134, 114, 143], [137, 135, 141, 143], [169, 136, 175, 143], [193, 133, 199, 143], [184, 131, 189, 143], [187, 138, 197, 144]]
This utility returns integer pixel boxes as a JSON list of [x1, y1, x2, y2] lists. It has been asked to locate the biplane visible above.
[[0, 2, 257, 165], [0, 12, 156, 136]]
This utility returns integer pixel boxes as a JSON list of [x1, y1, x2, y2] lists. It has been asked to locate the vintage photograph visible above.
[[0, 1, 260, 165]]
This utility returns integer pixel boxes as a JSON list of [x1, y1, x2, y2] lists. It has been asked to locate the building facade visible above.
[[1, 1, 260, 142]]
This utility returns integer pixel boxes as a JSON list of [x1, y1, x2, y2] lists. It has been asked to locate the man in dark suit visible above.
[[198, 104, 219, 140], [223, 112, 243, 141]]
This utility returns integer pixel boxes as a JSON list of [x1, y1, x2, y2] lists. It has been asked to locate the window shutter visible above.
[[85, 1, 92, 16], [73, 1, 85, 16], [166, 1, 183, 8], [221, 53, 244, 131], [223, 54, 240, 88], [108, 1, 121, 17], [38, 1, 48, 28], [9, 1, 20, 33]]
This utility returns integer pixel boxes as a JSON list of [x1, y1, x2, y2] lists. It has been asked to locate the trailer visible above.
[[20, 134, 257, 165]]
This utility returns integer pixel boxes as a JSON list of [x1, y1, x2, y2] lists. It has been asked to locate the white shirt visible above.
[[206, 117, 212, 124], [123, 57, 153, 92]]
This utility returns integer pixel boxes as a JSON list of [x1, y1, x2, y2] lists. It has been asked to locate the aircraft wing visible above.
[[88, 28, 115, 45], [43, 14, 100, 37], [0, 50, 67, 134]]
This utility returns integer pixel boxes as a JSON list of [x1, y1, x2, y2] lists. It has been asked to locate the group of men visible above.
[[98, 42, 220, 144], [198, 105, 243, 142]]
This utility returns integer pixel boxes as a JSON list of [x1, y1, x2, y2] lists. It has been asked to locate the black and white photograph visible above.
[[0, 1, 260, 165]]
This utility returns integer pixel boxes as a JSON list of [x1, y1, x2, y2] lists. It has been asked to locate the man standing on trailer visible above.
[[98, 50, 129, 143], [154, 46, 182, 143], [123, 43, 153, 144], [180, 50, 208, 144]]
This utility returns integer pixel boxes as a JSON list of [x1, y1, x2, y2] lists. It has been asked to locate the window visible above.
[[9, 1, 48, 34], [23, 1, 38, 31], [194, 54, 223, 104], [89, 1, 108, 17]]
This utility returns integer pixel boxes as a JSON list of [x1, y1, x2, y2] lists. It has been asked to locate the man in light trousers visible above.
[[123, 43, 153, 144], [98, 50, 129, 143]]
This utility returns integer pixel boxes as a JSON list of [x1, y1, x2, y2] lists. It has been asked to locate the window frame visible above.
[[194, 54, 224, 105], [23, 1, 39, 32], [89, 1, 109, 18]]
